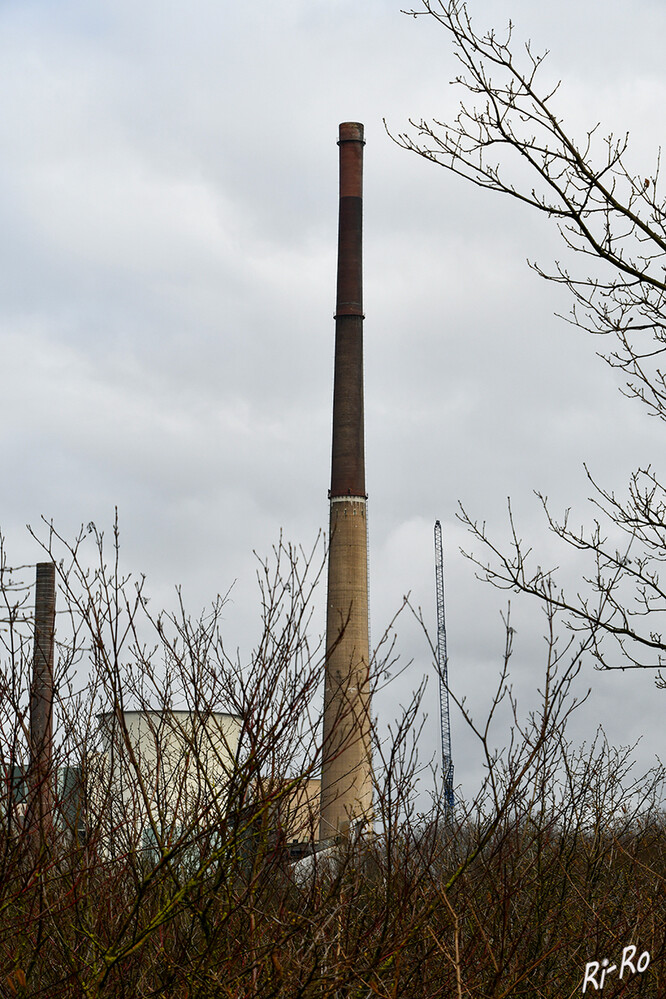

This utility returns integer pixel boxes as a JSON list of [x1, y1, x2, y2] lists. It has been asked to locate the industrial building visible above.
[[10, 122, 378, 861], [96, 708, 243, 856]]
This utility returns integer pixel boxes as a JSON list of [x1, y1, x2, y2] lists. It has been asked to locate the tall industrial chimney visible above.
[[319, 122, 373, 840], [29, 561, 56, 835]]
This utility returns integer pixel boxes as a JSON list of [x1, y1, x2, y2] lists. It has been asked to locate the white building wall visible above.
[[97, 709, 242, 856]]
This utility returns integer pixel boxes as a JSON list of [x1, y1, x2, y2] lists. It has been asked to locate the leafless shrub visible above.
[[0, 519, 663, 996]]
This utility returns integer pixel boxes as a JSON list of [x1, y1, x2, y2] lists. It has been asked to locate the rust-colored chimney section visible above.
[[330, 121, 365, 499], [320, 122, 373, 840], [29, 561, 56, 834]]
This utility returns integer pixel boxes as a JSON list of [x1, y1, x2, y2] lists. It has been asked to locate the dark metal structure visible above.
[[434, 521, 454, 810]]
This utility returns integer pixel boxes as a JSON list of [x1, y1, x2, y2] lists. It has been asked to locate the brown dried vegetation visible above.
[[0, 524, 663, 998]]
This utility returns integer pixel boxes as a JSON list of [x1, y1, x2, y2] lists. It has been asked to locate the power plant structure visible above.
[[319, 122, 373, 841], [10, 124, 376, 856]]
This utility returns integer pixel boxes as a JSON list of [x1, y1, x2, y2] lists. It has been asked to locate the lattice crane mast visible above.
[[434, 520, 454, 809]]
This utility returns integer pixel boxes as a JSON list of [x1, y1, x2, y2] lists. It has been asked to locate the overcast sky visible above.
[[1, 0, 665, 805]]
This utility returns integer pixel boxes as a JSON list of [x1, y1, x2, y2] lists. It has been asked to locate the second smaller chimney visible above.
[[29, 561, 56, 836]]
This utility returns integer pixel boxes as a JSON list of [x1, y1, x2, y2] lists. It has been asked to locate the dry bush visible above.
[[0, 522, 663, 997]]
